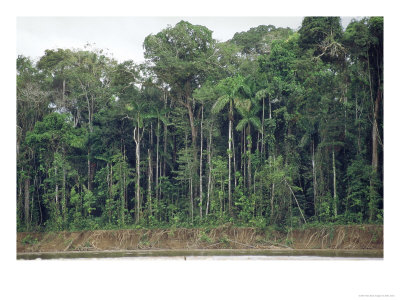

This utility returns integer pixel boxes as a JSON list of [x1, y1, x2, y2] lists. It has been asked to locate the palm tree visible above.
[[235, 98, 261, 192], [211, 74, 251, 214]]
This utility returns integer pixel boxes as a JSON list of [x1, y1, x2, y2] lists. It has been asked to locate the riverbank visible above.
[[17, 224, 383, 254]]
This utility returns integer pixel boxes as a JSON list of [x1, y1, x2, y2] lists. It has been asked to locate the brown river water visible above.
[[17, 249, 383, 260]]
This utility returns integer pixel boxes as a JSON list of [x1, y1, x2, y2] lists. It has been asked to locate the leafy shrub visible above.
[[21, 235, 38, 245]]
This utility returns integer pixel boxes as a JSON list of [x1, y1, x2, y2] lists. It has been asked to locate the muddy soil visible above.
[[17, 224, 383, 253]]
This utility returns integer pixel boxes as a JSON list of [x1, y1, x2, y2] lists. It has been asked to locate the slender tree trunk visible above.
[[261, 97, 265, 159], [372, 91, 381, 172], [206, 122, 213, 216], [109, 163, 113, 199], [156, 118, 160, 203], [199, 105, 204, 219], [24, 176, 30, 229], [190, 178, 194, 223], [269, 96, 272, 119], [148, 148, 152, 216], [62, 167, 66, 225], [163, 92, 168, 179], [62, 79, 66, 103], [55, 165, 59, 206], [220, 174, 224, 216], [134, 126, 141, 224], [186, 99, 198, 205], [355, 95, 361, 154], [270, 182, 275, 221], [231, 124, 237, 189], [247, 125, 252, 192], [124, 145, 128, 212], [228, 102, 232, 214], [367, 52, 382, 173], [253, 169, 256, 196], [268, 96, 275, 221], [312, 139, 317, 216], [82, 84, 94, 191], [87, 152, 91, 191], [332, 149, 337, 218], [242, 129, 246, 187], [119, 158, 125, 225]]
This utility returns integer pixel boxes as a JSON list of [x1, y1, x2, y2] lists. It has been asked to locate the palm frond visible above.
[[249, 116, 262, 131], [211, 94, 230, 114], [236, 118, 248, 132]]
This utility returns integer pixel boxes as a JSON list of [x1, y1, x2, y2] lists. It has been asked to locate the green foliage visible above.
[[231, 25, 293, 55], [199, 230, 213, 243], [21, 235, 39, 245], [17, 18, 383, 232], [298, 17, 343, 51]]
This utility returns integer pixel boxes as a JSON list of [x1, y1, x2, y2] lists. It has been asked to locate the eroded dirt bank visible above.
[[17, 224, 383, 253]]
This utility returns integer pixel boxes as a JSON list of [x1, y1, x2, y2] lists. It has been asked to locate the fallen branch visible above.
[[305, 231, 318, 248], [264, 240, 293, 249], [285, 179, 307, 224], [226, 239, 256, 249], [63, 240, 74, 252], [204, 242, 223, 248]]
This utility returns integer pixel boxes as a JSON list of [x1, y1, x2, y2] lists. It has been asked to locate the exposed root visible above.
[[17, 225, 383, 253], [335, 229, 346, 249], [305, 231, 318, 248]]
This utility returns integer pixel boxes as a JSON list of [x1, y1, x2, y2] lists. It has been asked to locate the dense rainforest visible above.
[[16, 17, 383, 232]]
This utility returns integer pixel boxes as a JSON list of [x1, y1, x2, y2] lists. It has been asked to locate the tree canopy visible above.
[[17, 17, 383, 231]]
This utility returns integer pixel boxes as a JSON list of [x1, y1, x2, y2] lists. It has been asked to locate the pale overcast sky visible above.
[[17, 16, 360, 63]]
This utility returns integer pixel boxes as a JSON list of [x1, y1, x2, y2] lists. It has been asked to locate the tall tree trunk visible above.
[[87, 152, 91, 191], [231, 123, 237, 188], [24, 176, 30, 229], [62, 167, 66, 225], [312, 139, 317, 216], [62, 79, 66, 103], [119, 158, 125, 225], [163, 92, 168, 179], [270, 182, 275, 221], [55, 165, 59, 207], [156, 118, 160, 204], [372, 91, 381, 172], [269, 101, 275, 221], [199, 105, 204, 219], [206, 121, 213, 216], [82, 84, 94, 191], [367, 52, 382, 173], [269, 95, 272, 119], [261, 97, 265, 159], [242, 129, 246, 188], [186, 99, 198, 205], [190, 178, 194, 223], [355, 95, 361, 154], [134, 126, 141, 224], [124, 144, 128, 213], [247, 124, 252, 192], [332, 150, 337, 218], [148, 148, 152, 216], [228, 102, 233, 214]]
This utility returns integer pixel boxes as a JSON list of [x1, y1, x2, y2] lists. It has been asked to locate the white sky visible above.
[[17, 16, 359, 63]]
